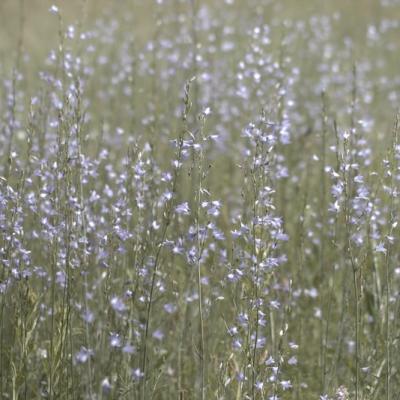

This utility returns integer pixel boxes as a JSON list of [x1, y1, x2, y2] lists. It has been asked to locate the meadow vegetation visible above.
[[1, 0, 400, 399]]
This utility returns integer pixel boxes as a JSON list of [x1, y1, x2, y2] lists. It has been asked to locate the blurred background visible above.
[[0, 0, 395, 73]]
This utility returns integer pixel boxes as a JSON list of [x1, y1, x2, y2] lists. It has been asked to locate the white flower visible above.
[[375, 242, 387, 254], [101, 377, 112, 392], [280, 380, 292, 390], [49, 5, 59, 14], [175, 202, 190, 215], [110, 296, 127, 312]]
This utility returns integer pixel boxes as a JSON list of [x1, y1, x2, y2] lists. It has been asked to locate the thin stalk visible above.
[[320, 90, 328, 393], [140, 81, 190, 399], [75, 79, 93, 398], [343, 127, 360, 400], [250, 171, 259, 400], [384, 241, 391, 400], [196, 193, 205, 400], [195, 119, 206, 400], [384, 114, 398, 399], [352, 260, 360, 400]]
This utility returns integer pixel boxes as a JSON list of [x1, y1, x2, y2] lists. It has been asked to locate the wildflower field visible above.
[[1, 0, 400, 399]]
